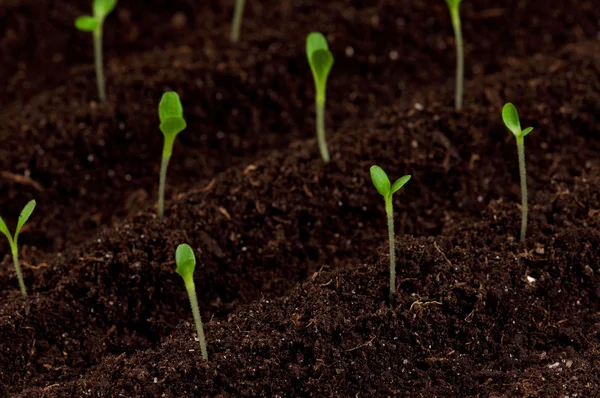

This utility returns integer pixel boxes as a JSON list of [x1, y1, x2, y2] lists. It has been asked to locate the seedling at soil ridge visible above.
[[306, 32, 334, 163], [75, 0, 118, 103], [444, 0, 464, 110], [230, 0, 246, 43], [0, 200, 36, 297], [157, 91, 187, 220], [175, 244, 208, 361], [502, 103, 534, 241], [370, 166, 411, 304]]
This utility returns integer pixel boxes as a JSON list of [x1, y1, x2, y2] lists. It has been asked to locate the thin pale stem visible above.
[[185, 280, 208, 361], [450, 7, 464, 111], [385, 197, 395, 304], [158, 154, 171, 221], [93, 30, 106, 103], [517, 138, 528, 241], [316, 99, 330, 163], [230, 0, 246, 43], [11, 244, 27, 297]]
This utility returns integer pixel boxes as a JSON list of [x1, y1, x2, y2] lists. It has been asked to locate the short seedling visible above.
[[175, 244, 208, 361], [306, 32, 334, 163], [444, 0, 464, 110], [0, 200, 36, 297], [502, 103, 534, 241], [370, 166, 411, 304], [75, 0, 118, 103], [157, 92, 187, 220], [230, 0, 246, 43]]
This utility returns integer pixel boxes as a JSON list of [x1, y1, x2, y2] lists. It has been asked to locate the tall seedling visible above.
[[444, 0, 464, 110], [370, 166, 411, 304], [176, 244, 208, 361], [0, 200, 36, 297], [157, 92, 187, 220], [502, 103, 534, 241], [75, 0, 118, 103], [231, 0, 246, 43], [306, 32, 334, 163]]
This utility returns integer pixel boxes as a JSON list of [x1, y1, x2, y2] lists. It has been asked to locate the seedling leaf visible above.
[[306, 32, 329, 59], [0, 217, 11, 242], [15, 200, 36, 238], [502, 103, 522, 137], [391, 175, 411, 195], [93, 0, 118, 19], [306, 33, 334, 95], [160, 117, 187, 137], [159, 92, 184, 123], [75, 16, 99, 31], [521, 126, 534, 137], [175, 244, 196, 280], [370, 166, 391, 197]]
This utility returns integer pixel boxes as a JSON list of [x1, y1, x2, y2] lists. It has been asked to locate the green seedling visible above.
[[306, 32, 334, 163], [157, 91, 187, 220], [175, 244, 208, 361], [444, 0, 464, 110], [230, 0, 246, 43], [370, 166, 411, 304], [502, 103, 534, 241], [0, 200, 36, 297], [75, 0, 118, 103]]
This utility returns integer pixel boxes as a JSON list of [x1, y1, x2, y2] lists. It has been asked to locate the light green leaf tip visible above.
[[75, 15, 99, 32], [15, 200, 36, 238], [175, 244, 196, 280], [521, 126, 534, 137], [370, 165, 391, 197], [502, 103, 522, 137], [306, 32, 334, 93], [391, 175, 411, 195], [93, 0, 118, 19], [159, 92, 186, 137]]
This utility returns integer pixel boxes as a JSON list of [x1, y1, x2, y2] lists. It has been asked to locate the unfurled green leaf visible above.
[[75, 15, 99, 31], [391, 175, 411, 195], [521, 126, 534, 137], [370, 166, 391, 197], [93, 0, 118, 19], [502, 103, 522, 137], [15, 200, 36, 239], [0, 216, 11, 243]]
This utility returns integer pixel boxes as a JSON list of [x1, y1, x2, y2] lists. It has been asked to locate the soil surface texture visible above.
[[1, 0, 599, 396]]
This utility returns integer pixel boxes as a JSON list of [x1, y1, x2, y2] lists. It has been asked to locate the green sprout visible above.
[[444, 0, 464, 110], [502, 103, 534, 241], [370, 166, 411, 304], [306, 32, 334, 163], [175, 244, 208, 361], [157, 91, 187, 221], [0, 200, 36, 297], [230, 0, 246, 43], [74, 0, 118, 103]]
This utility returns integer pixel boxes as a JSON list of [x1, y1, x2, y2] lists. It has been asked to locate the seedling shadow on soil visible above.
[[1, 0, 600, 396]]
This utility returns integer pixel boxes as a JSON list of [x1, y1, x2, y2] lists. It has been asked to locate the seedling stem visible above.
[[75, 0, 117, 103], [445, 0, 464, 110], [157, 92, 187, 220], [0, 200, 36, 297], [502, 103, 533, 241], [176, 244, 208, 360], [306, 32, 334, 163], [370, 166, 411, 304], [231, 0, 246, 43]]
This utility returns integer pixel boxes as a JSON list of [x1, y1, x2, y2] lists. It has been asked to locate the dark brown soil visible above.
[[1, 0, 599, 396]]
